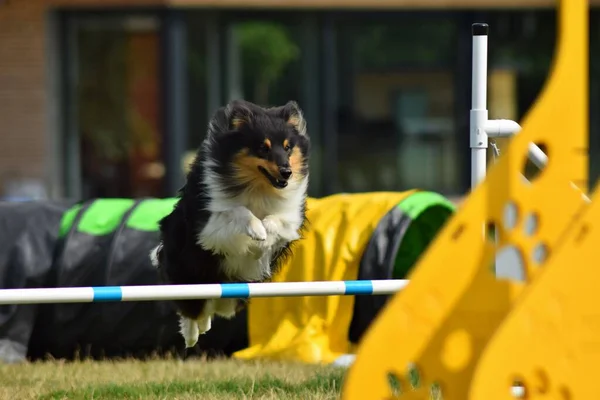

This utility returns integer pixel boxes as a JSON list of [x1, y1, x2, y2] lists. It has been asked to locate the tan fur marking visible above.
[[288, 115, 301, 128], [232, 149, 281, 195], [289, 147, 305, 180], [283, 139, 290, 149], [231, 117, 246, 129], [264, 139, 271, 149]]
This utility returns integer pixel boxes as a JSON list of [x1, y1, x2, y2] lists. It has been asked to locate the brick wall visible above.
[[0, 0, 49, 198], [0, 0, 164, 200]]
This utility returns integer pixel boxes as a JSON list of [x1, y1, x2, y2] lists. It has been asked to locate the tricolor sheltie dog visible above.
[[150, 99, 310, 349]]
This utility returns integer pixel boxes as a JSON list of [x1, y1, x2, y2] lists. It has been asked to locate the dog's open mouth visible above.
[[258, 166, 288, 189]]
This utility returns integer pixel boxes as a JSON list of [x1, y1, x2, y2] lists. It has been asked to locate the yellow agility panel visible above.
[[341, 0, 588, 398], [469, 185, 598, 399], [234, 191, 417, 364]]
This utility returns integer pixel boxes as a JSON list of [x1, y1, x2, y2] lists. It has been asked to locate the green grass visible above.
[[39, 373, 343, 400], [0, 355, 445, 399], [0, 356, 346, 400]]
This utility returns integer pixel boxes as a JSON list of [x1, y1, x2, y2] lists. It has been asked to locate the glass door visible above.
[[333, 13, 460, 194], [65, 14, 164, 199]]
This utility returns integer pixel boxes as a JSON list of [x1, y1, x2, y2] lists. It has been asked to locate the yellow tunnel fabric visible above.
[[233, 191, 416, 364]]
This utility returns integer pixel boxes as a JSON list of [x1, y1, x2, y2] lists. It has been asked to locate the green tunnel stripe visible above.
[[57, 192, 456, 270], [392, 190, 456, 279], [58, 198, 179, 237], [61, 199, 135, 237], [58, 204, 83, 237], [125, 198, 179, 231], [395, 190, 456, 218]]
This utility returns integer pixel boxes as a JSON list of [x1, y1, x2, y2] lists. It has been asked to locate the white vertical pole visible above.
[[470, 23, 489, 189], [470, 23, 498, 274], [470, 24, 567, 284]]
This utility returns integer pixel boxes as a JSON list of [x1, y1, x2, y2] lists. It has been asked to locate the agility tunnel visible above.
[[0, 190, 454, 364]]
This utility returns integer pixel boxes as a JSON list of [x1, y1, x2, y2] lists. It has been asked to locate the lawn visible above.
[[0, 356, 346, 400]]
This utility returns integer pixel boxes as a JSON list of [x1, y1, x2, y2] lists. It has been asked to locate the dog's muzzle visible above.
[[259, 166, 290, 189]]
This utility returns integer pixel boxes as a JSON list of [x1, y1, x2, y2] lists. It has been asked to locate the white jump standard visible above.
[[470, 22, 547, 189]]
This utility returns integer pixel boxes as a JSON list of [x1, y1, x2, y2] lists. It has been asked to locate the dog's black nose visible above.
[[279, 167, 292, 180]]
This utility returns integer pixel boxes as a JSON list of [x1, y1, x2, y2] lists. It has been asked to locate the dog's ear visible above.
[[273, 101, 307, 136], [208, 100, 255, 134], [226, 100, 256, 130]]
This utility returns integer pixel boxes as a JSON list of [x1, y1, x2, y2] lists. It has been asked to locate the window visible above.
[[333, 14, 460, 194], [67, 14, 164, 199]]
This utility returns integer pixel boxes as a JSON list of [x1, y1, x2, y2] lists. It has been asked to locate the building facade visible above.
[[0, 0, 598, 201]]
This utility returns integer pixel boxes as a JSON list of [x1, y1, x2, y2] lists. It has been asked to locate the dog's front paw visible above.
[[262, 215, 281, 235], [264, 216, 301, 242], [245, 217, 267, 241]]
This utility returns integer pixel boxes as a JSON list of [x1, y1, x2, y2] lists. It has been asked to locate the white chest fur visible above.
[[197, 177, 307, 281]]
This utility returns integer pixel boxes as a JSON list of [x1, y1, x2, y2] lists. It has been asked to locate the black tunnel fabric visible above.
[[348, 206, 412, 344], [348, 192, 455, 345], [26, 199, 244, 361], [0, 200, 74, 363], [0, 199, 248, 362], [0, 193, 452, 363]]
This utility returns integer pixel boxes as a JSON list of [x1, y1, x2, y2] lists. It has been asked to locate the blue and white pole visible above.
[[0, 279, 408, 305]]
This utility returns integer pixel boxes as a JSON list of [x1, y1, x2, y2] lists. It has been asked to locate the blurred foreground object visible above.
[[341, 0, 593, 398]]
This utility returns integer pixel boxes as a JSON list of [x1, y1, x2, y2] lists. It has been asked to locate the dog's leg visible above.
[[213, 298, 239, 319], [262, 215, 301, 242], [251, 215, 296, 258], [236, 208, 268, 241], [196, 299, 215, 335], [179, 316, 200, 348], [197, 315, 212, 334], [198, 206, 267, 255]]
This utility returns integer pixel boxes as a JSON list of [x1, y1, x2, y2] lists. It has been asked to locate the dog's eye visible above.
[[259, 143, 270, 153], [284, 145, 291, 152]]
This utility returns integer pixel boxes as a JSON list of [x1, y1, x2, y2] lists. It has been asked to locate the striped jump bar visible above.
[[0, 279, 409, 305]]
